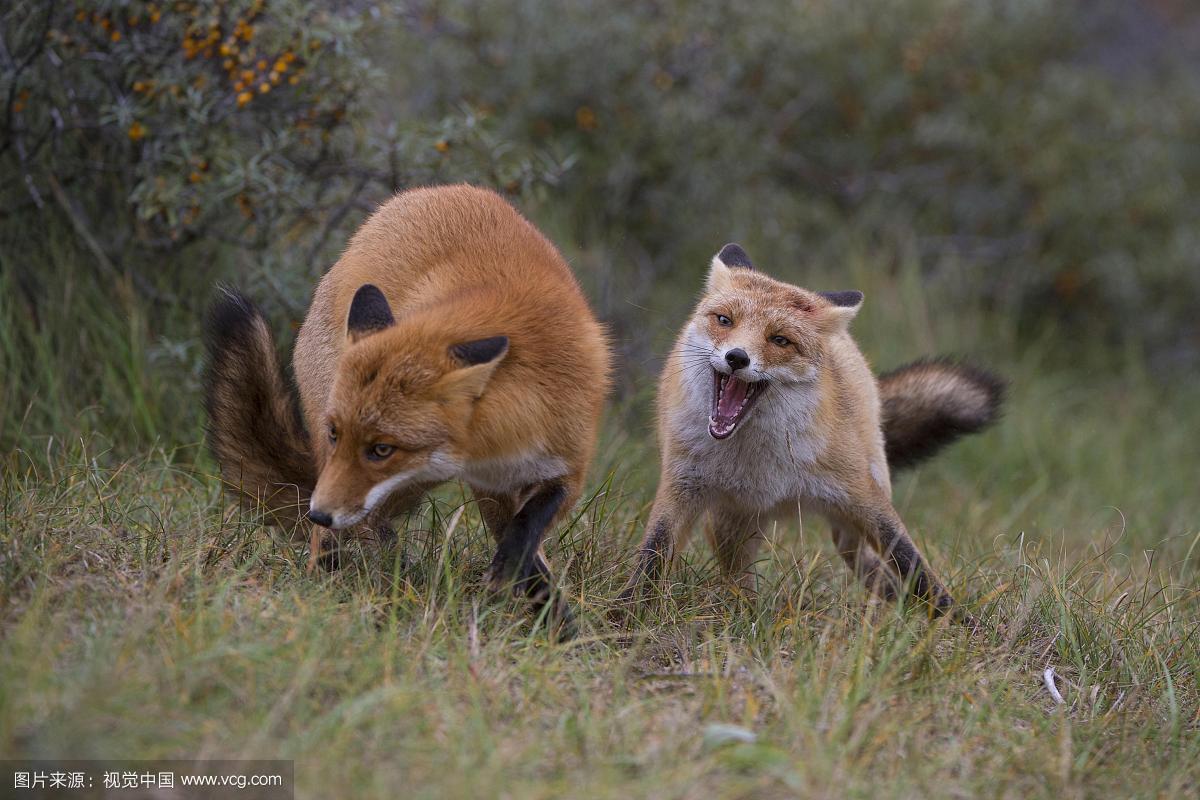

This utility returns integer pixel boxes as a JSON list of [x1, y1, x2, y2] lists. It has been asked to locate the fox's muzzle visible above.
[[306, 508, 334, 528]]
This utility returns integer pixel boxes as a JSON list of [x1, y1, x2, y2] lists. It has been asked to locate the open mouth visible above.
[[709, 370, 765, 439]]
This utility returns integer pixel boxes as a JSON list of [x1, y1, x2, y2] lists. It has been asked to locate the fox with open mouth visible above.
[[618, 243, 1003, 622]]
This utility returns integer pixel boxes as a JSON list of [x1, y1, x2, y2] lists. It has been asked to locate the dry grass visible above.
[[2, 237, 1197, 798], [2, 361, 1198, 799]]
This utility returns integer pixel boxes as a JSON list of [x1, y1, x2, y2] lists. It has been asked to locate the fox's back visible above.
[[323, 185, 579, 313], [294, 185, 610, 464]]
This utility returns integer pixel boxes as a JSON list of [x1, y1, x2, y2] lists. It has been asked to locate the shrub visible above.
[[385, 0, 1200, 362], [0, 0, 568, 453], [0, 0, 567, 298]]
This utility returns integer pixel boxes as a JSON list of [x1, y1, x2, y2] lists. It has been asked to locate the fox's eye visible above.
[[770, 335, 791, 348], [715, 314, 733, 327], [367, 443, 395, 461], [328, 425, 338, 443]]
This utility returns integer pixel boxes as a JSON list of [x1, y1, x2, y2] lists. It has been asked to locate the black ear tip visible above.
[[353, 283, 384, 300], [820, 290, 864, 308], [717, 243, 754, 270], [451, 335, 509, 366], [347, 284, 395, 336]]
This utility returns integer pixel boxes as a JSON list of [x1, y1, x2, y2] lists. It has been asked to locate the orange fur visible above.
[[206, 185, 610, 636], [618, 245, 981, 624]]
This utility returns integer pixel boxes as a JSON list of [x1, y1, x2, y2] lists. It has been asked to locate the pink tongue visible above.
[[717, 377, 750, 418]]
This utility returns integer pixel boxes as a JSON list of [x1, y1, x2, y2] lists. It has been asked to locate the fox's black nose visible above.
[[307, 509, 334, 528], [725, 348, 750, 370]]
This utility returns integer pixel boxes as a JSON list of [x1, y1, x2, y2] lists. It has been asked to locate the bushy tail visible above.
[[203, 288, 315, 528], [878, 357, 1005, 472]]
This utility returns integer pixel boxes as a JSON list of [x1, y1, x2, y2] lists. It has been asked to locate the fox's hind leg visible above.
[[706, 505, 765, 594], [481, 481, 577, 640]]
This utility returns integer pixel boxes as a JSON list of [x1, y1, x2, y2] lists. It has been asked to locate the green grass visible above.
[[2, 341, 1198, 797], [1, 226, 1198, 798]]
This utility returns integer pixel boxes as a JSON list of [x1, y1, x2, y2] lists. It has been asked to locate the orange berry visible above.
[[434, 139, 450, 153], [287, 75, 299, 85], [237, 91, 252, 107], [128, 121, 147, 141], [110, 30, 121, 42], [256, 59, 267, 71], [575, 105, 597, 131], [258, 82, 270, 94]]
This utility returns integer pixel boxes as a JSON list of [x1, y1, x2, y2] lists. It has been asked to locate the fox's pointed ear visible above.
[[817, 290, 864, 332], [449, 335, 509, 366], [707, 243, 753, 293], [347, 284, 394, 342], [716, 243, 754, 270], [437, 336, 509, 403]]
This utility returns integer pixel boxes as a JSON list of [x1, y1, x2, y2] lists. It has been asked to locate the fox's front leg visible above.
[[835, 497, 966, 622], [484, 480, 576, 640], [707, 504, 765, 594], [305, 514, 398, 573], [305, 487, 426, 573], [830, 527, 899, 602], [615, 480, 702, 610]]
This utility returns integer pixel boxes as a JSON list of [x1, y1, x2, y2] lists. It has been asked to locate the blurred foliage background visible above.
[[1, 0, 1198, 455]]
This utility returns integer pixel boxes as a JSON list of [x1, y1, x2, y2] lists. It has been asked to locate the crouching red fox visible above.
[[618, 244, 1003, 623], [204, 185, 611, 638]]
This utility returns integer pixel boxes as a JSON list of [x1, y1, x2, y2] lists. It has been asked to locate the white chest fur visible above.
[[462, 450, 569, 494], [667, 366, 846, 511]]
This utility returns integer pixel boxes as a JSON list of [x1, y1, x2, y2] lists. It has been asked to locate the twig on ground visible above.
[[1044, 667, 1065, 705]]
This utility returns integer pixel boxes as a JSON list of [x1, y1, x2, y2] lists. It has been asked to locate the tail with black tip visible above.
[[878, 357, 1005, 472], [203, 288, 316, 528]]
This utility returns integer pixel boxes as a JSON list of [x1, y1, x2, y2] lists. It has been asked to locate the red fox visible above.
[[618, 244, 1003, 621], [204, 185, 611, 636]]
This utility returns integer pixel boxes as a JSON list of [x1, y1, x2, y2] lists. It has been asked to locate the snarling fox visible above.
[[204, 185, 611, 637], [618, 244, 1003, 621]]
